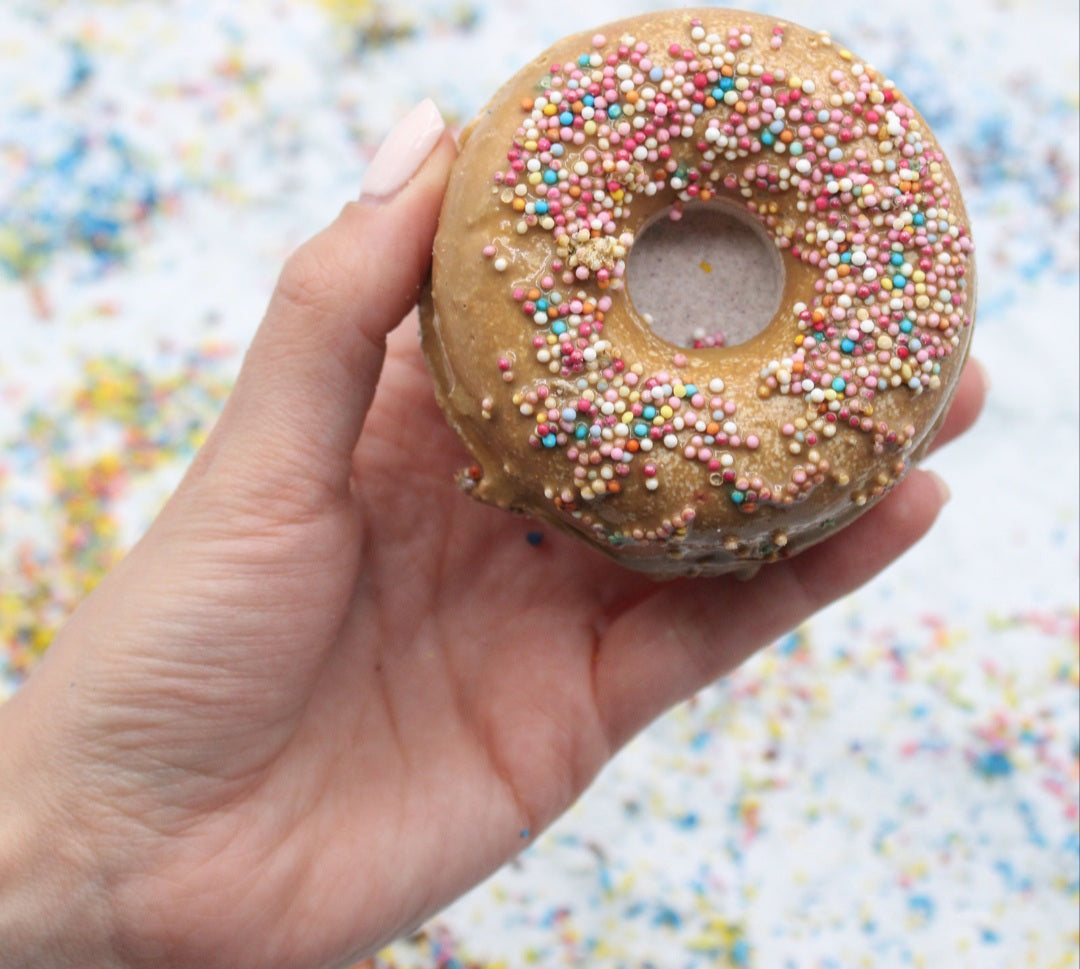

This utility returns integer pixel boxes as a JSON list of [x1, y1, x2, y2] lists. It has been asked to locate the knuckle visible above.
[[275, 238, 340, 316]]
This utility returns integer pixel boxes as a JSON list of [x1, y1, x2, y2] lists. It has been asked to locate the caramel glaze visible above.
[[421, 8, 975, 577]]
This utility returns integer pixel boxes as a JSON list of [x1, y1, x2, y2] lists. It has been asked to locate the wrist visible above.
[[0, 691, 122, 969]]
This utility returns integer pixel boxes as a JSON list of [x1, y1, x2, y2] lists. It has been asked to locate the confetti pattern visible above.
[[1, 1, 1077, 967]]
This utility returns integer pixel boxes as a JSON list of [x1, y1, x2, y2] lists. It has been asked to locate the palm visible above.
[[103, 324, 655, 969]]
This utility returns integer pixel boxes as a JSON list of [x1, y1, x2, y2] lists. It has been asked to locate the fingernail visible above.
[[361, 99, 446, 200]]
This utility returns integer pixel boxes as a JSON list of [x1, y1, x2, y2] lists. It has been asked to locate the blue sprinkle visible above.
[[634, 422, 648, 437], [534, 200, 549, 214], [650, 66, 664, 82], [841, 339, 856, 353], [891, 252, 905, 266], [832, 377, 847, 392], [607, 104, 621, 118], [559, 111, 573, 126], [893, 273, 908, 288], [777, 632, 802, 655], [653, 906, 682, 928], [974, 749, 1014, 778], [908, 894, 937, 921], [543, 169, 558, 184], [542, 433, 557, 448], [642, 405, 656, 420], [65, 41, 94, 95]]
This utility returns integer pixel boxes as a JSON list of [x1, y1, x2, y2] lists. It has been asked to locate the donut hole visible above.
[[626, 202, 784, 349]]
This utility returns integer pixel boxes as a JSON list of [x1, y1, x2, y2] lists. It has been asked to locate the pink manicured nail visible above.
[[361, 98, 446, 200]]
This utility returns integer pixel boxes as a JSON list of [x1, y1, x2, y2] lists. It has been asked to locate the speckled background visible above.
[[2, 2, 1077, 967]]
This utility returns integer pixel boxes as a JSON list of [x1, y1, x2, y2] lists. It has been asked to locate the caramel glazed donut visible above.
[[421, 8, 976, 577]]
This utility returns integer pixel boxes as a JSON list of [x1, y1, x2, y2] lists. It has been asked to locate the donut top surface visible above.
[[421, 8, 975, 576]]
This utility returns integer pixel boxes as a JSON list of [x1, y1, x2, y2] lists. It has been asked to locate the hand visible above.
[[0, 100, 985, 969]]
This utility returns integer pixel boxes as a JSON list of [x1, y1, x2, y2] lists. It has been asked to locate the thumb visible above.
[[209, 99, 456, 501]]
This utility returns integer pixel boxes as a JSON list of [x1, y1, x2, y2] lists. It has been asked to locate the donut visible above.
[[420, 8, 976, 577]]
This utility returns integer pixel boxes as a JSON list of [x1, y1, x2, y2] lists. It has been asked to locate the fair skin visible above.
[[0, 132, 984, 969]]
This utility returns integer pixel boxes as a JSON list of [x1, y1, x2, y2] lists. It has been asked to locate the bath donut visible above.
[[420, 7, 976, 577]]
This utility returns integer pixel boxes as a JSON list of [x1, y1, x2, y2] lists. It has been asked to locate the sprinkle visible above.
[[480, 13, 973, 534]]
